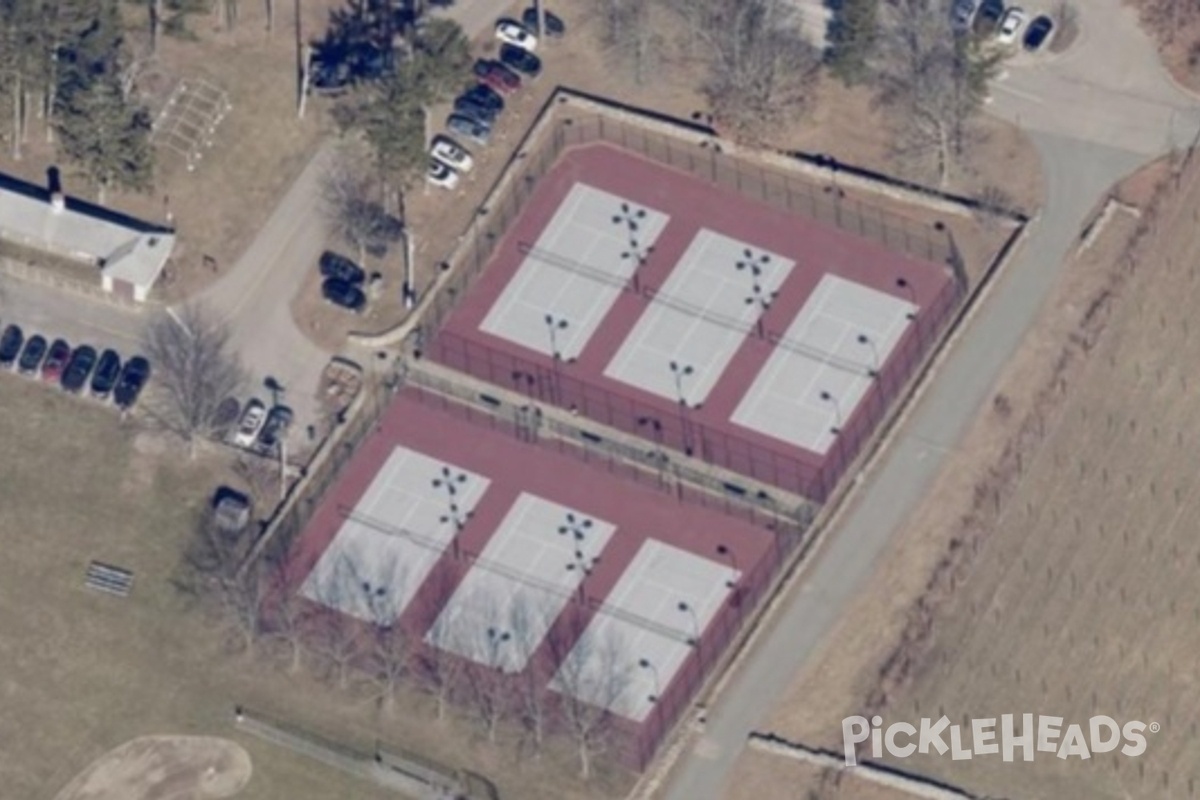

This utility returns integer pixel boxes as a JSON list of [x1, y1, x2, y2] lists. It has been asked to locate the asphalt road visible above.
[[659, 2, 1198, 798]]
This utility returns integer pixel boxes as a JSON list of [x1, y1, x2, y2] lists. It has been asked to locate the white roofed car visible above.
[[428, 159, 460, 190], [431, 137, 474, 174], [495, 20, 538, 52], [232, 399, 267, 448], [996, 7, 1027, 45]]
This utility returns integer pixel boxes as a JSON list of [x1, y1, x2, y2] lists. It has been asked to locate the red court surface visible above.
[[287, 389, 784, 765], [431, 143, 960, 501]]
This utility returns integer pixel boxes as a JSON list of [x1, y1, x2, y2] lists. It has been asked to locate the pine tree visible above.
[[52, 0, 153, 200]]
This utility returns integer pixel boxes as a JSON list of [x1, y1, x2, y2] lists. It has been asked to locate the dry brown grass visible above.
[[1127, 0, 1200, 93], [0, 371, 643, 799], [753, 153, 1200, 799], [724, 747, 922, 800]]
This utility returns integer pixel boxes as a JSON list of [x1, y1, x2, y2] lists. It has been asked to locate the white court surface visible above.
[[300, 446, 490, 625], [551, 539, 739, 722], [479, 183, 669, 360], [604, 230, 794, 405], [426, 493, 616, 673], [731, 274, 916, 455]]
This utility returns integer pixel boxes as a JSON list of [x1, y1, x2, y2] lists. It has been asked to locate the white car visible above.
[[427, 159, 460, 190], [232, 399, 267, 448], [996, 7, 1027, 45], [430, 137, 474, 174], [495, 21, 537, 52]]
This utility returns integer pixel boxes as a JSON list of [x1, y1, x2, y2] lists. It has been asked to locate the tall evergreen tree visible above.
[[52, 0, 154, 200]]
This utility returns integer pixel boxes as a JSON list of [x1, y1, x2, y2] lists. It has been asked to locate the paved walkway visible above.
[[658, 4, 1198, 799]]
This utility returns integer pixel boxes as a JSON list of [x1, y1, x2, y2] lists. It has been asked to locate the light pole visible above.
[[896, 277, 918, 319], [433, 466, 472, 555], [857, 333, 880, 378], [669, 360, 697, 456], [613, 202, 653, 291], [677, 601, 701, 646], [819, 390, 842, 435], [544, 313, 569, 358], [637, 416, 667, 472], [486, 626, 512, 670], [361, 581, 387, 624], [737, 248, 777, 337], [716, 544, 738, 587], [638, 657, 662, 704], [560, 512, 600, 600]]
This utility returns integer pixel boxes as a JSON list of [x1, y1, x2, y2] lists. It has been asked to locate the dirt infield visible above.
[[752, 151, 1200, 799], [53, 737, 251, 800]]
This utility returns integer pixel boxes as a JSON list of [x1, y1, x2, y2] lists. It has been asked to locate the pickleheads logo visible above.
[[842, 715, 1158, 766]]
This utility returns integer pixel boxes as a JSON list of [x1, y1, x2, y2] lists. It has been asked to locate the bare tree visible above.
[[669, 0, 820, 140], [600, 0, 661, 85], [874, 0, 1000, 187], [419, 609, 469, 722], [321, 154, 401, 266], [550, 614, 634, 781], [303, 553, 368, 690], [142, 304, 246, 458], [368, 622, 412, 716], [510, 596, 555, 756], [178, 506, 266, 655]]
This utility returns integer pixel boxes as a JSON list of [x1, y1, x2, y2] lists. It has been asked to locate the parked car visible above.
[[319, 251, 366, 284], [431, 137, 475, 174], [61, 345, 98, 394], [113, 356, 151, 409], [212, 486, 252, 535], [473, 59, 521, 94], [447, 113, 492, 146], [521, 6, 566, 37], [427, 159, 460, 190], [996, 7, 1027, 45], [322, 277, 367, 313], [495, 20, 538, 52], [90, 349, 122, 398], [974, 0, 1005, 31], [257, 405, 294, 450], [17, 334, 47, 376], [1023, 14, 1053, 50], [42, 339, 71, 384], [232, 399, 268, 448], [453, 95, 500, 125], [213, 397, 242, 438], [461, 83, 504, 114], [951, 0, 977, 31], [499, 43, 542, 77], [0, 324, 23, 368]]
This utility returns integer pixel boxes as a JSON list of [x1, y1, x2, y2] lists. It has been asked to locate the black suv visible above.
[[0, 324, 23, 368], [453, 94, 500, 124], [90, 349, 122, 398], [114, 356, 151, 409], [61, 345, 98, 393], [319, 251, 366, 284], [322, 278, 367, 313], [257, 405, 294, 450], [462, 83, 504, 114], [499, 43, 542, 77]]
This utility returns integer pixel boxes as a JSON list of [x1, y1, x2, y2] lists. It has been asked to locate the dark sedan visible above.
[[61, 345, 98, 393], [499, 43, 542, 77], [0, 324, 23, 368], [114, 356, 151, 409], [257, 405, 294, 450], [318, 251, 366, 284], [90, 349, 122, 398], [42, 339, 71, 384], [521, 6, 566, 37], [453, 95, 500, 124], [17, 334, 47, 376], [1023, 15, 1054, 51], [461, 83, 504, 113], [472, 59, 521, 94], [322, 278, 367, 313]]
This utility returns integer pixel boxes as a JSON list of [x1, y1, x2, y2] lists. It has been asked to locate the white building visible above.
[[0, 178, 175, 302]]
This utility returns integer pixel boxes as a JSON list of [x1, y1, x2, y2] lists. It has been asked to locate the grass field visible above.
[[746, 155, 1200, 800], [0, 371, 648, 799], [0, 375, 403, 800]]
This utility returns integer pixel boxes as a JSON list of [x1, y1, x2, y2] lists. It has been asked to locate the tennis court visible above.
[[299, 446, 491, 624], [479, 183, 669, 360], [731, 274, 916, 454], [425, 492, 617, 673], [551, 539, 740, 722], [603, 230, 794, 406]]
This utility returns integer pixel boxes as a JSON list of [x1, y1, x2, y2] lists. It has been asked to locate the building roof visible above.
[[0, 174, 175, 290]]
